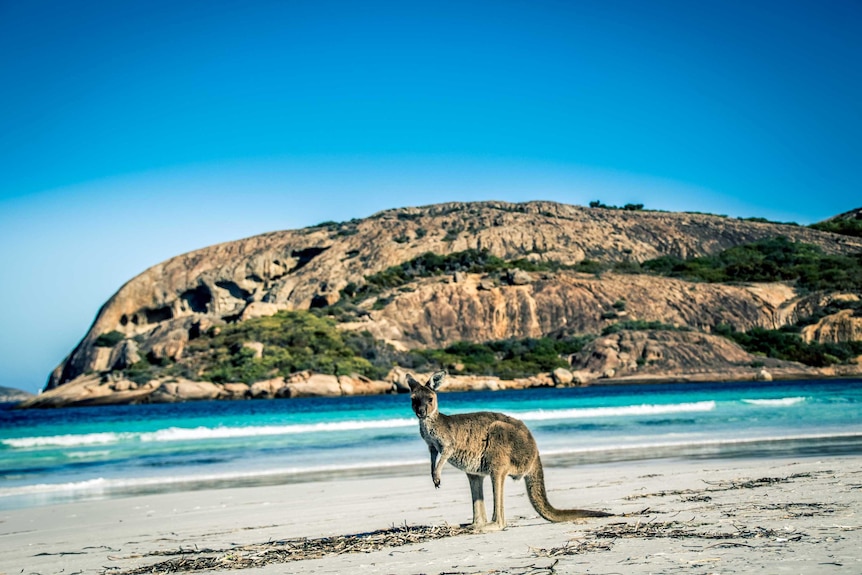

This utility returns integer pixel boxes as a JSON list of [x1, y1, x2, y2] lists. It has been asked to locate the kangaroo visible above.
[[408, 370, 612, 531]]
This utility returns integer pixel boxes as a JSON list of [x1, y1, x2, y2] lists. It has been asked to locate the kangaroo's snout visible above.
[[412, 398, 430, 419]]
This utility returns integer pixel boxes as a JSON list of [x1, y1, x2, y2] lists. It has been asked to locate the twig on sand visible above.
[[625, 472, 817, 501], [110, 524, 468, 574], [532, 521, 806, 558], [438, 561, 560, 575]]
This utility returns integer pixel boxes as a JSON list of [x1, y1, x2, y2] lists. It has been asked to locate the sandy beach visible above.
[[2, 454, 859, 575]]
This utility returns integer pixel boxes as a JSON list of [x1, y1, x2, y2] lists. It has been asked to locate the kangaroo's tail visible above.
[[524, 457, 613, 522]]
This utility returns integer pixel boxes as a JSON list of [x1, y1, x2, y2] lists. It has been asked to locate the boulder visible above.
[[249, 378, 285, 398], [222, 382, 251, 399], [552, 367, 574, 386], [111, 380, 132, 392], [756, 368, 773, 382], [283, 373, 342, 398], [149, 379, 224, 402], [338, 374, 394, 395], [506, 269, 532, 286], [570, 370, 595, 385]]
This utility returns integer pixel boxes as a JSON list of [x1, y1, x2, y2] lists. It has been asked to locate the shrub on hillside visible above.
[[639, 237, 862, 291]]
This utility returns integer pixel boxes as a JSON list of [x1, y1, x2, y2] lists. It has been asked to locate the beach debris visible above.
[[624, 472, 819, 500], [532, 520, 809, 559], [437, 561, 561, 575], [110, 523, 468, 574]]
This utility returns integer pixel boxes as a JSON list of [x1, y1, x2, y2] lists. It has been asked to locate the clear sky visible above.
[[1, 0, 860, 394]]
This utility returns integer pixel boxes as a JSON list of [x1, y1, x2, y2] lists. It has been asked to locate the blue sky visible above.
[[1, 0, 860, 393]]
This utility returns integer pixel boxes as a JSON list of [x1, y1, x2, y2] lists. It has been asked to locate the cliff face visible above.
[[349, 273, 800, 350], [48, 201, 862, 392]]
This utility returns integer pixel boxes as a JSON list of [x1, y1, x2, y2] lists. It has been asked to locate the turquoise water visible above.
[[1, 379, 861, 509]]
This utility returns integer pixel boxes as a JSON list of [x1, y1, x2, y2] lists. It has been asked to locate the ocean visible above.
[[1, 378, 861, 510]]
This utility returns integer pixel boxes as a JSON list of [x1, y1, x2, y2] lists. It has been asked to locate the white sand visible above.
[[2, 455, 860, 574]]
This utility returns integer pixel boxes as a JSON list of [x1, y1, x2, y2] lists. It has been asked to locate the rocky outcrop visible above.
[[0, 386, 33, 403], [48, 201, 861, 391], [568, 330, 824, 384], [572, 330, 767, 380], [20, 371, 397, 408], [17, 374, 157, 408], [801, 308, 862, 344], [344, 272, 807, 350], [37, 201, 862, 407]]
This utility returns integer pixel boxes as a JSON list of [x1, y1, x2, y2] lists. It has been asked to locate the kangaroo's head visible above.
[[407, 370, 446, 420]]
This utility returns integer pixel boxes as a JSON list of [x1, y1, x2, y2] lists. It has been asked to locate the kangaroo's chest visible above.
[[419, 421, 486, 474], [419, 421, 444, 451]]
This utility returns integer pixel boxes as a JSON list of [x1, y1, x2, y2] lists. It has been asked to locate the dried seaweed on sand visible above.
[[110, 524, 467, 574]]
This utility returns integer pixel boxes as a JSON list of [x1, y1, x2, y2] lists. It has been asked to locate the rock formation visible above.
[[32, 200, 862, 407], [0, 386, 33, 403]]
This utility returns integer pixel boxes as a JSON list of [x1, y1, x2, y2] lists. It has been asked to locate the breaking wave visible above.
[[741, 397, 806, 407]]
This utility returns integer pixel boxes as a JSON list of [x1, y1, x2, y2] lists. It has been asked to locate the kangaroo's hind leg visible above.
[[487, 469, 507, 531], [467, 474, 488, 528]]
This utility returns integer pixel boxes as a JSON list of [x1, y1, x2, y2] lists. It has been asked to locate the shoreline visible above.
[[2, 454, 860, 574], [5, 429, 862, 513], [13, 370, 862, 410]]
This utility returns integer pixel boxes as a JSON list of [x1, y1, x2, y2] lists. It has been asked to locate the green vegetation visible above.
[[184, 311, 381, 383], [638, 237, 862, 291], [342, 235, 862, 308], [343, 249, 579, 301], [123, 359, 163, 385], [713, 323, 862, 367], [589, 200, 645, 211], [94, 331, 125, 347], [116, 309, 598, 384], [404, 336, 594, 380], [790, 299, 862, 330], [602, 320, 688, 336], [810, 216, 862, 238], [738, 216, 798, 226]]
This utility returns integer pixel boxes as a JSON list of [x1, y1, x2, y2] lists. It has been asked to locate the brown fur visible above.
[[408, 371, 612, 531]]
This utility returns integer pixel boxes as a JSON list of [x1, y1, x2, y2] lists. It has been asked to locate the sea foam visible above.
[[1, 432, 128, 449], [1, 401, 720, 449], [139, 418, 417, 442], [741, 397, 807, 407], [511, 401, 717, 421]]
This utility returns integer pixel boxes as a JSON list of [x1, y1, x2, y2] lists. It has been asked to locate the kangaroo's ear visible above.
[[428, 370, 447, 390], [406, 374, 423, 392]]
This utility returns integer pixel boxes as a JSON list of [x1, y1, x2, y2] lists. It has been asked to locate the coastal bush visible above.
[[94, 330, 125, 347], [344, 249, 578, 301], [639, 237, 862, 291], [602, 320, 688, 336], [184, 311, 378, 383], [713, 323, 862, 367], [588, 200, 645, 211], [407, 335, 594, 379], [793, 299, 862, 328], [119, 307, 602, 385], [810, 216, 862, 238]]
